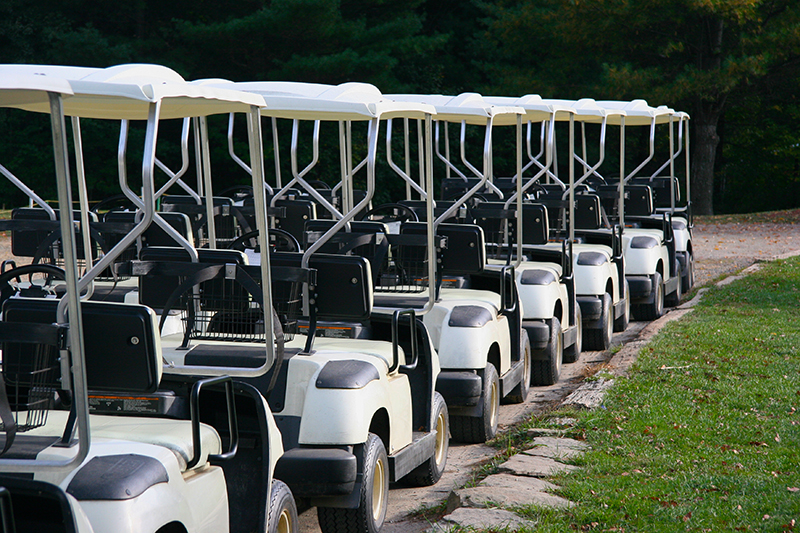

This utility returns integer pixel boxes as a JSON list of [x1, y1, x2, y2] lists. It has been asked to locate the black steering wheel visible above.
[[218, 185, 254, 202], [358, 203, 419, 223], [91, 194, 137, 214], [228, 229, 301, 254], [0, 263, 66, 308]]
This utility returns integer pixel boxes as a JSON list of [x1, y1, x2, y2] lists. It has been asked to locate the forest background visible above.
[[1, 0, 800, 215]]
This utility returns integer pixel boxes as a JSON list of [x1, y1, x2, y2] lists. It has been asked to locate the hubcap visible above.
[[372, 457, 386, 521], [277, 508, 292, 533], [434, 411, 447, 466], [489, 379, 499, 427]]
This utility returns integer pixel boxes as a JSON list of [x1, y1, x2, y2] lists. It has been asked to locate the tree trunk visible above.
[[691, 114, 720, 216]]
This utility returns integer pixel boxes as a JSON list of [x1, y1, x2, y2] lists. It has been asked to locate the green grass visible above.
[[513, 256, 800, 532]]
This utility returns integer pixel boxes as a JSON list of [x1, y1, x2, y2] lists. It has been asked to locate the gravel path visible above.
[[692, 221, 800, 285]]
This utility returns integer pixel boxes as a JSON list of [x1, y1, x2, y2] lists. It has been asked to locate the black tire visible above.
[[665, 267, 682, 307], [268, 480, 298, 533], [632, 272, 664, 321], [505, 329, 531, 402], [681, 253, 694, 293], [583, 293, 613, 351], [402, 392, 449, 486], [531, 317, 562, 385], [614, 280, 630, 332], [449, 363, 499, 444], [563, 305, 582, 364], [318, 433, 388, 533]]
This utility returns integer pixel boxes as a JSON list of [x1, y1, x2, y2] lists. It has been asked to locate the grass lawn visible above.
[[511, 257, 800, 532]]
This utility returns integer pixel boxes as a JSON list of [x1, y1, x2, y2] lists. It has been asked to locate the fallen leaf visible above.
[[788, 487, 800, 492]]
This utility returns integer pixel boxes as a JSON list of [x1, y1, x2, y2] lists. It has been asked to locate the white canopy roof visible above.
[[0, 64, 266, 120], [596, 100, 675, 126], [537, 98, 627, 124], [484, 94, 576, 122], [0, 72, 74, 108], [388, 93, 524, 126], [198, 80, 436, 121]]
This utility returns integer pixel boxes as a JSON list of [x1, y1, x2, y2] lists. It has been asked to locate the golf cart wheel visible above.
[[450, 363, 499, 444], [530, 317, 562, 386], [505, 329, 531, 402], [665, 267, 683, 307], [614, 281, 630, 332], [583, 293, 613, 351], [318, 433, 388, 533], [402, 392, 449, 486], [563, 305, 582, 364], [632, 272, 664, 321], [681, 253, 694, 293], [268, 480, 298, 533]]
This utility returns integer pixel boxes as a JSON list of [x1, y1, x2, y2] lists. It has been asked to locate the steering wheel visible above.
[[228, 229, 301, 254], [91, 194, 137, 214], [358, 203, 419, 223], [218, 185, 254, 202], [307, 180, 331, 191], [0, 264, 66, 308]]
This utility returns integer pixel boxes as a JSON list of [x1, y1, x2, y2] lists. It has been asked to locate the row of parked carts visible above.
[[0, 64, 692, 533]]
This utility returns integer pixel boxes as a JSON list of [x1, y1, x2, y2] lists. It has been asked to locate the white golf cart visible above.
[[386, 93, 532, 442], [0, 64, 296, 533], [531, 99, 629, 351], [185, 80, 450, 533], [594, 100, 683, 318], [479, 95, 583, 385]]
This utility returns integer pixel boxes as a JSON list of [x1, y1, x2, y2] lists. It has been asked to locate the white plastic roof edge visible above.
[[388, 93, 525, 126], [483, 95, 576, 122], [0, 64, 266, 120], [197, 80, 436, 121], [596, 100, 676, 126], [0, 72, 74, 108]]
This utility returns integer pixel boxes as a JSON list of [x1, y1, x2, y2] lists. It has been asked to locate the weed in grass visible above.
[[520, 257, 800, 532]]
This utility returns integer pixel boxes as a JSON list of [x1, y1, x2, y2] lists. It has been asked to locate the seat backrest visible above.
[[102, 211, 194, 249], [10, 208, 97, 260], [624, 185, 655, 216], [159, 195, 237, 247], [574, 194, 603, 230], [436, 223, 486, 275], [270, 252, 372, 321], [631, 177, 680, 208], [272, 198, 317, 245], [2, 298, 161, 395], [138, 246, 247, 310]]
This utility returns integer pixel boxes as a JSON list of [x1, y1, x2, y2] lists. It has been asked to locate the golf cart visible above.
[[0, 64, 296, 533]]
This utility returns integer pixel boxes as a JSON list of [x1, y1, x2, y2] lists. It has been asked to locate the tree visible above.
[[483, 0, 800, 215]]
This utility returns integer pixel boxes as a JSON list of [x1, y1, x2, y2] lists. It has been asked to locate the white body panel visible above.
[[424, 290, 512, 374], [570, 244, 621, 301], [512, 261, 569, 328], [27, 415, 229, 533], [623, 228, 671, 279]]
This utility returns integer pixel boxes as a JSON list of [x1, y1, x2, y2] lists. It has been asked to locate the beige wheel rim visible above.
[[489, 378, 499, 427], [277, 507, 292, 533], [434, 410, 447, 466], [372, 456, 386, 521]]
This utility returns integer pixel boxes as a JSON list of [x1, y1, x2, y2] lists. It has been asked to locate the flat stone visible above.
[[522, 444, 584, 461], [525, 428, 566, 438], [428, 508, 535, 532], [548, 417, 578, 426], [562, 377, 615, 409], [531, 436, 589, 450], [498, 453, 580, 478], [446, 474, 572, 512]]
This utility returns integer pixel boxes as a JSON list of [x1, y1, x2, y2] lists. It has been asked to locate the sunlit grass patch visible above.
[[524, 257, 800, 532]]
